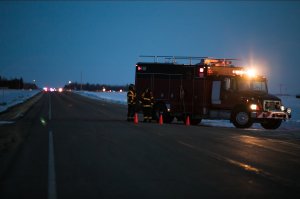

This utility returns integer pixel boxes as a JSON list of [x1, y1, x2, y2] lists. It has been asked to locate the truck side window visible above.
[[223, 78, 231, 91], [230, 78, 237, 91]]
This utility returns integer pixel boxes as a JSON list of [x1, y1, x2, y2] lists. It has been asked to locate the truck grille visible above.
[[263, 100, 281, 111]]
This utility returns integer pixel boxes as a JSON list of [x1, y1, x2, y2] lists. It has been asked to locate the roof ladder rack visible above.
[[139, 55, 208, 65]]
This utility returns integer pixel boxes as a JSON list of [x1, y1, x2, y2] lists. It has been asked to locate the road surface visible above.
[[0, 91, 300, 199]]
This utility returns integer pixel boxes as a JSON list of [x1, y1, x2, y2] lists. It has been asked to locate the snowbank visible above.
[[280, 95, 300, 123], [0, 89, 41, 113], [74, 90, 127, 105]]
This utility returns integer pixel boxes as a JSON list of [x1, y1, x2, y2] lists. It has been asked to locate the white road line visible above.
[[48, 94, 57, 199], [48, 131, 57, 199]]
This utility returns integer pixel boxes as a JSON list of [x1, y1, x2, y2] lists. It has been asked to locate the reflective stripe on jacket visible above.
[[141, 91, 154, 107], [127, 90, 136, 105]]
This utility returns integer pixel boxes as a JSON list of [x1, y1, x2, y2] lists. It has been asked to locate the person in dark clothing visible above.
[[141, 88, 154, 122], [127, 84, 137, 121]]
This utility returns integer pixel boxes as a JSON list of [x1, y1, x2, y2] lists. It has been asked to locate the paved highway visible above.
[[0, 91, 300, 199]]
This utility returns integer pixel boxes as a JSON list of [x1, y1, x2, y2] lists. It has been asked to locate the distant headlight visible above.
[[286, 108, 292, 114], [280, 106, 285, 111]]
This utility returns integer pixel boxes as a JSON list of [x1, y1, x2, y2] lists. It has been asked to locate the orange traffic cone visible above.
[[159, 114, 163, 125], [185, 115, 190, 126], [134, 113, 138, 124]]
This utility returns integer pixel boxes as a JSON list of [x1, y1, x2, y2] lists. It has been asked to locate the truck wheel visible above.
[[153, 103, 174, 123], [260, 119, 282, 129], [232, 108, 253, 128]]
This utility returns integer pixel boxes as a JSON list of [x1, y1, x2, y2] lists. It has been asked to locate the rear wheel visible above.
[[260, 119, 282, 129], [153, 103, 174, 123], [232, 108, 253, 128]]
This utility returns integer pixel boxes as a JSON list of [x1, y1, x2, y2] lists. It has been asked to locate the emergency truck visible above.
[[135, 56, 292, 129]]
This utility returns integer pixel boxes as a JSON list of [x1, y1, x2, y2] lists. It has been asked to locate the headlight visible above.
[[250, 104, 258, 111], [286, 108, 292, 114], [280, 106, 285, 111]]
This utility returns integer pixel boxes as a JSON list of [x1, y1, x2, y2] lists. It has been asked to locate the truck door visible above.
[[211, 78, 235, 109], [219, 77, 237, 109]]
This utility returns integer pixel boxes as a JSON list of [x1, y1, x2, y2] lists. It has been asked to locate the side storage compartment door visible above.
[[211, 81, 221, 105]]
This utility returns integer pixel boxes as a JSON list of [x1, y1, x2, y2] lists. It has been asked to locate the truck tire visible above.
[[153, 103, 174, 123], [232, 108, 253, 128], [260, 119, 282, 129]]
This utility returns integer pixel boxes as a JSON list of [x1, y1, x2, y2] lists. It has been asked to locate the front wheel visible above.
[[232, 108, 253, 128], [260, 119, 282, 129]]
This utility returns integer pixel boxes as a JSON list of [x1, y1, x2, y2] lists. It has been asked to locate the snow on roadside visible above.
[[280, 95, 300, 123], [75, 91, 300, 130], [74, 90, 127, 105], [0, 89, 41, 113]]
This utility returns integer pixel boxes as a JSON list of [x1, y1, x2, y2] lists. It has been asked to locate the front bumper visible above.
[[251, 110, 291, 120]]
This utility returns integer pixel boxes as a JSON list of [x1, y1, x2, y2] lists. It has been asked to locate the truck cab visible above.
[[209, 75, 291, 129]]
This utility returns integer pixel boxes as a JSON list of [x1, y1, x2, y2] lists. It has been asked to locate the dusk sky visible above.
[[1, 1, 300, 94]]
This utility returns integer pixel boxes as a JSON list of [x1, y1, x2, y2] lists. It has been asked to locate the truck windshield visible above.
[[238, 79, 267, 93]]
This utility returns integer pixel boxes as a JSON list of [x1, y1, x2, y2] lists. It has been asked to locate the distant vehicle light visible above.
[[286, 108, 292, 114], [119, 89, 123, 92], [43, 87, 48, 92], [58, 88, 63, 92], [50, 88, 55, 92]]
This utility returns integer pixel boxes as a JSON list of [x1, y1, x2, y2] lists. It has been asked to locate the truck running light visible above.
[[137, 66, 142, 71], [250, 104, 258, 111], [232, 70, 245, 75], [246, 69, 257, 78], [232, 68, 257, 78]]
